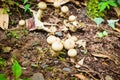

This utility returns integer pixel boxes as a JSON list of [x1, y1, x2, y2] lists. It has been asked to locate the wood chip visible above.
[[0, 8, 9, 30]]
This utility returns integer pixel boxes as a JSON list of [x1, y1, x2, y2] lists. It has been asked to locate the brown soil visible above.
[[0, 0, 120, 80]]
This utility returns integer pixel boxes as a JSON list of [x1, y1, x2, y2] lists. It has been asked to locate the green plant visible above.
[[99, 0, 117, 12], [97, 31, 108, 38], [12, 60, 22, 80], [87, 0, 104, 18], [0, 74, 7, 80], [24, 0, 30, 12], [0, 58, 6, 67]]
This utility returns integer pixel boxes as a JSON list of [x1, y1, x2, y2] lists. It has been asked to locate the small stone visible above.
[[40, 64, 49, 69], [105, 75, 113, 80], [62, 67, 71, 72], [31, 73, 45, 80], [55, 32, 63, 37]]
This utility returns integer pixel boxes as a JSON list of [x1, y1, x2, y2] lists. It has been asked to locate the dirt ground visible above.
[[0, 0, 120, 80]]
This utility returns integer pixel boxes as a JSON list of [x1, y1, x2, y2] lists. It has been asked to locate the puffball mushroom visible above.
[[68, 15, 76, 22], [53, 1, 61, 8], [52, 41, 63, 51], [61, 6, 69, 13], [38, 2, 47, 10], [68, 49, 77, 57], [63, 38, 75, 50], [19, 20, 25, 26], [37, 2, 47, 20], [47, 35, 60, 44]]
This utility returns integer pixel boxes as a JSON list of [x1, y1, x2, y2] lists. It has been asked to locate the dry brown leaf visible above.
[[114, 28, 120, 33], [74, 74, 89, 80], [45, 0, 70, 5], [114, 7, 120, 18], [91, 53, 110, 58], [0, 8, 9, 30]]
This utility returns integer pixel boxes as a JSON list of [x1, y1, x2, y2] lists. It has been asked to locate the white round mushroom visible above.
[[52, 41, 63, 51], [68, 15, 76, 22], [19, 20, 25, 26], [38, 2, 47, 10], [63, 38, 75, 50], [47, 35, 57, 44], [53, 1, 61, 8], [68, 49, 77, 57], [61, 6, 69, 13]]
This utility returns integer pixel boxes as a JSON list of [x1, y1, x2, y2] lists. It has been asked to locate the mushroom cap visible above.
[[47, 35, 57, 44], [61, 6, 69, 13], [38, 2, 47, 10], [52, 41, 63, 51], [19, 20, 25, 26], [68, 49, 77, 57], [68, 15, 76, 22], [53, 1, 61, 8], [63, 38, 75, 50]]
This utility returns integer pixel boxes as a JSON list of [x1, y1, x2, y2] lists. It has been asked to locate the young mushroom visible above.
[[53, 1, 61, 8], [61, 6, 69, 13], [37, 2, 47, 20], [19, 19, 25, 27], [63, 38, 75, 50], [52, 41, 63, 51], [53, 1, 61, 13], [47, 35, 60, 44], [68, 15, 76, 22], [68, 49, 77, 57]]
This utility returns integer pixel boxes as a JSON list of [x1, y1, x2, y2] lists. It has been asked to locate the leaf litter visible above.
[[0, 0, 120, 80]]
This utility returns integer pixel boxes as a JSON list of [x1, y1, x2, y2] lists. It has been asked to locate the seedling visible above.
[[107, 19, 119, 28], [97, 31, 108, 38], [93, 17, 104, 26], [12, 60, 22, 80]]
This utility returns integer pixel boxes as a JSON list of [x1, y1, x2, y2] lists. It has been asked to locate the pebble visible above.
[[62, 67, 71, 72], [55, 32, 63, 37], [31, 73, 45, 80]]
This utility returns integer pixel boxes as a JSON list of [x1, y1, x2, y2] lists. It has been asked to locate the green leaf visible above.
[[0, 74, 7, 80], [108, 1, 117, 7], [24, 4, 30, 12], [117, 0, 120, 5], [98, 32, 104, 38], [24, 0, 28, 4], [103, 31, 108, 36], [93, 17, 104, 25], [107, 19, 119, 28], [99, 2, 108, 11], [12, 60, 22, 79]]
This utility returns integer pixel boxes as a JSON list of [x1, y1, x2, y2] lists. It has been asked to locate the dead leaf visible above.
[[91, 53, 110, 58], [0, 8, 9, 30], [74, 74, 89, 80], [114, 7, 120, 18], [45, 0, 70, 5], [75, 57, 85, 68], [114, 28, 120, 32]]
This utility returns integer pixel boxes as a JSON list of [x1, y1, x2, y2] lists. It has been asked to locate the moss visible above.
[[87, 0, 105, 18]]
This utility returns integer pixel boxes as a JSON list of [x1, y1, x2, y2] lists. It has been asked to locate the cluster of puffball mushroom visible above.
[[47, 35, 78, 57]]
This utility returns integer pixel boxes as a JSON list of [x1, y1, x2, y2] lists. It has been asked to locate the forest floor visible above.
[[0, 0, 120, 80]]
